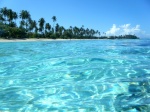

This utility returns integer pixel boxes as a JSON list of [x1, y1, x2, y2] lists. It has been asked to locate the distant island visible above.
[[0, 7, 139, 40]]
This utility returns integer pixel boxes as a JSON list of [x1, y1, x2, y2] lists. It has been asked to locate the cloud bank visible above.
[[106, 24, 147, 37]]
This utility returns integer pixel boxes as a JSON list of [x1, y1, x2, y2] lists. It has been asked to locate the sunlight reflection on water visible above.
[[0, 39, 150, 111]]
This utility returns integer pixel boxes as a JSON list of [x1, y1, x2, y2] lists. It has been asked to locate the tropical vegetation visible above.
[[0, 7, 139, 39]]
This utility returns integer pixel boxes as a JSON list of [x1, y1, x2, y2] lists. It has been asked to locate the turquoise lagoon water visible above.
[[0, 39, 150, 112]]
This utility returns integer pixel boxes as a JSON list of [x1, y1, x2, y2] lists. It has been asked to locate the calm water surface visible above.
[[0, 39, 150, 112]]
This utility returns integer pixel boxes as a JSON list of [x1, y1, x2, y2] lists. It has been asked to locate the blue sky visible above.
[[0, 0, 150, 37]]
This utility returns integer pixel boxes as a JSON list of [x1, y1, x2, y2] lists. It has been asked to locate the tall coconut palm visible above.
[[7, 9, 13, 24], [58, 26, 64, 36], [45, 23, 50, 36], [103, 32, 106, 36], [73, 26, 79, 36], [45, 23, 51, 32], [52, 16, 56, 32], [89, 29, 95, 37], [0, 7, 8, 24], [20, 10, 31, 31], [28, 18, 33, 32], [12, 12, 18, 24], [6, 9, 17, 27], [28, 19, 37, 33], [85, 28, 89, 36], [32, 20, 37, 33], [38, 17, 45, 34], [55, 23, 60, 33], [98, 31, 101, 38], [69, 26, 73, 34], [0, 14, 4, 23], [80, 25, 85, 37], [19, 20, 25, 29]]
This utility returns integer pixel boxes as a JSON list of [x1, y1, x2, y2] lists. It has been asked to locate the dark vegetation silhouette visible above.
[[0, 7, 139, 39]]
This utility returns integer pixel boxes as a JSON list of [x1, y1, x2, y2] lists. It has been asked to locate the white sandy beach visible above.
[[0, 38, 76, 42], [0, 38, 101, 42]]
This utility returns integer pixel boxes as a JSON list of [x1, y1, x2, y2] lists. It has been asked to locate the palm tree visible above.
[[7, 9, 13, 25], [20, 10, 31, 31], [103, 32, 106, 36], [28, 19, 37, 38], [38, 17, 45, 34], [55, 23, 59, 33], [45, 23, 51, 32], [58, 26, 64, 36], [19, 20, 25, 29], [12, 12, 18, 24], [52, 16, 56, 32], [32, 20, 37, 33], [69, 26, 73, 33], [98, 31, 101, 38], [85, 28, 89, 36], [73, 26, 79, 37], [0, 14, 4, 23], [5, 9, 18, 27], [0, 7, 8, 24], [80, 25, 85, 37], [90, 29, 95, 37], [28, 18, 33, 32], [20, 10, 26, 29], [45, 23, 51, 37]]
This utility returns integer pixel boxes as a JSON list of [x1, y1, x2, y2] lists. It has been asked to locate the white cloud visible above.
[[106, 24, 120, 35], [106, 24, 143, 36]]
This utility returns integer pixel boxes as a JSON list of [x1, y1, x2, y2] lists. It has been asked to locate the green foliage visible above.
[[107, 35, 139, 39], [38, 18, 45, 34], [0, 7, 139, 40], [7, 27, 26, 39], [45, 23, 51, 31], [0, 22, 26, 38], [51, 34, 57, 39], [19, 10, 30, 31], [28, 32, 40, 38]]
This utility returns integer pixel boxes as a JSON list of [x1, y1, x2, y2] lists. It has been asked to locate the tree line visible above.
[[0, 7, 138, 39]]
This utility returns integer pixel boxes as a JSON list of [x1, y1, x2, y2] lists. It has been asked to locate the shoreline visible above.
[[0, 38, 140, 42], [0, 38, 105, 42]]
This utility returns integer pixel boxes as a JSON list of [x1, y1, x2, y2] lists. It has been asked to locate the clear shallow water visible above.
[[0, 39, 150, 112]]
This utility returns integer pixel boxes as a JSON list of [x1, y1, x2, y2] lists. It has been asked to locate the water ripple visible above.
[[0, 40, 150, 111]]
